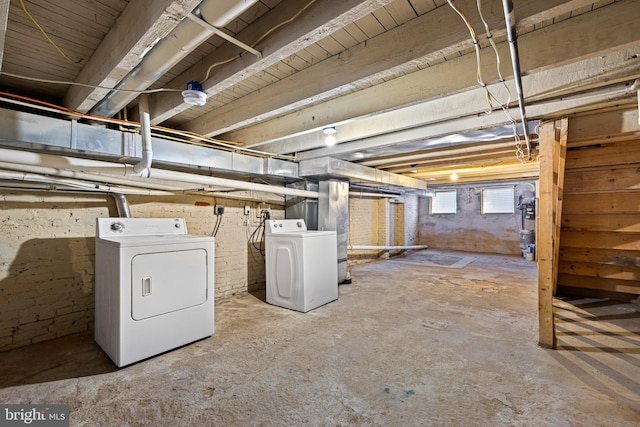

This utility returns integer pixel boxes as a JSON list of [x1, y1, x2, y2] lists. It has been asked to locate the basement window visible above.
[[430, 190, 457, 214], [482, 187, 515, 214]]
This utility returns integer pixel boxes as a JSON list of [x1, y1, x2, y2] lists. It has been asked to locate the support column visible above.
[[537, 117, 567, 349]]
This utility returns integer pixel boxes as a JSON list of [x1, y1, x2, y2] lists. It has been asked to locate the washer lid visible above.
[[97, 234, 214, 248]]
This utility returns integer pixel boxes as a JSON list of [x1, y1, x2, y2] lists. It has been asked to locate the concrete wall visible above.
[[418, 181, 537, 255], [0, 190, 282, 352]]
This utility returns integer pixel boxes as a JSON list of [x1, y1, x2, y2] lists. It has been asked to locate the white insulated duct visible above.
[[0, 148, 319, 199], [91, 0, 259, 118]]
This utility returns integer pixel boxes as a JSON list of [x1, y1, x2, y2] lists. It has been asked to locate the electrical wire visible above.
[[204, 0, 318, 81], [447, 0, 527, 162], [0, 72, 183, 94], [19, 0, 82, 64], [248, 212, 269, 256], [211, 212, 223, 237], [476, 0, 526, 162], [446, 0, 492, 112]]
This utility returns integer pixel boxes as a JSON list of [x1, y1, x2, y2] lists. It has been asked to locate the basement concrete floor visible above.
[[0, 250, 639, 426]]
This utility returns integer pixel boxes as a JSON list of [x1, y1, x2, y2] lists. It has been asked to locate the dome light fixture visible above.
[[322, 126, 336, 135], [182, 80, 207, 106]]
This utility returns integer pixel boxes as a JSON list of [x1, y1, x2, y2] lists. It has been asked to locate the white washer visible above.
[[265, 219, 338, 312], [95, 218, 214, 367]]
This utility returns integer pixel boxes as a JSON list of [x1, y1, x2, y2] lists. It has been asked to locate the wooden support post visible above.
[[537, 118, 567, 349]]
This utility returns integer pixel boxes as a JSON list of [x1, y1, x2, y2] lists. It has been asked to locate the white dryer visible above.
[[265, 219, 338, 312], [95, 218, 214, 367]]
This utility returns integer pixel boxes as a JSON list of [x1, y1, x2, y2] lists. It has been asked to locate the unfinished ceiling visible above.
[[0, 0, 638, 185]]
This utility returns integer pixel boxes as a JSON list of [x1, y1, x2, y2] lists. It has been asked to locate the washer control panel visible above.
[[265, 219, 307, 234]]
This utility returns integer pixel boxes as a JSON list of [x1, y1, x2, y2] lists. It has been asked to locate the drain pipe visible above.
[[502, 0, 531, 160], [131, 111, 152, 177], [111, 193, 132, 218]]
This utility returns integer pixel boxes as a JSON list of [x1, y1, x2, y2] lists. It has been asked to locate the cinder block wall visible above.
[[418, 181, 537, 255], [0, 190, 280, 352]]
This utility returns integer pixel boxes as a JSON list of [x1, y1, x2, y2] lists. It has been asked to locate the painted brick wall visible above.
[[0, 190, 281, 352], [348, 197, 392, 265]]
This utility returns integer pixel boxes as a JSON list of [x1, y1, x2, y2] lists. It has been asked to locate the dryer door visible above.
[[131, 249, 208, 320]]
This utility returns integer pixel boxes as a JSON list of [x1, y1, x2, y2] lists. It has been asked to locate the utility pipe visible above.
[[132, 111, 152, 177], [348, 245, 427, 251], [0, 169, 172, 195], [501, 0, 531, 160], [111, 193, 132, 218], [349, 191, 399, 198], [0, 148, 319, 198]]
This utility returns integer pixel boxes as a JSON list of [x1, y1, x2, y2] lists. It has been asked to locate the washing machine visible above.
[[94, 217, 214, 367], [265, 219, 338, 312]]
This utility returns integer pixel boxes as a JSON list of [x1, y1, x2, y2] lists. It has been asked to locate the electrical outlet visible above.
[[215, 205, 224, 215], [244, 205, 250, 216]]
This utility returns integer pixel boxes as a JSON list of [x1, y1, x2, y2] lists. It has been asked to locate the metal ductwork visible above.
[[298, 157, 428, 193], [91, 0, 259, 118]]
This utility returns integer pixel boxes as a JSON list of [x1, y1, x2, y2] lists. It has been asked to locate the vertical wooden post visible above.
[[537, 118, 567, 349]]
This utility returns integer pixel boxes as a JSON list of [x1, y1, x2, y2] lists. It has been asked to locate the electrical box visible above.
[[215, 205, 224, 215], [244, 206, 250, 216], [524, 203, 535, 220]]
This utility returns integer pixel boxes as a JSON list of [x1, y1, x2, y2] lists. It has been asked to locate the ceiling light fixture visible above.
[[450, 172, 458, 181], [322, 126, 336, 135], [182, 80, 207, 106]]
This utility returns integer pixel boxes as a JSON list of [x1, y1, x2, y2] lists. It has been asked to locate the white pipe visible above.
[[111, 193, 132, 217], [349, 191, 399, 198], [0, 148, 319, 198], [501, 0, 531, 160], [0, 169, 171, 195], [348, 245, 427, 251], [132, 112, 152, 177]]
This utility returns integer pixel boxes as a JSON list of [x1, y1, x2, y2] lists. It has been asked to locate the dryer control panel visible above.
[[96, 218, 187, 238]]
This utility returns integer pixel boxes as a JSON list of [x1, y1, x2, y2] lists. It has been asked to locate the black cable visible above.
[[211, 214, 222, 237], [213, 214, 223, 237], [248, 213, 268, 256]]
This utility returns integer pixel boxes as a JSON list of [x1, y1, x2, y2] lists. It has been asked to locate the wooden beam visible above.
[[0, 0, 9, 73], [63, 0, 201, 112], [568, 108, 640, 146], [412, 160, 539, 183], [148, 0, 397, 124], [387, 150, 522, 173], [233, 0, 640, 148], [564, 165, 640, 193], [553, 118, 568, 296], [537, 119, 569, 349], [189, 0, 604, 138], [557, 274, 640, 295], [263, 45, 640, 159], [562, 214, 640, 233]]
